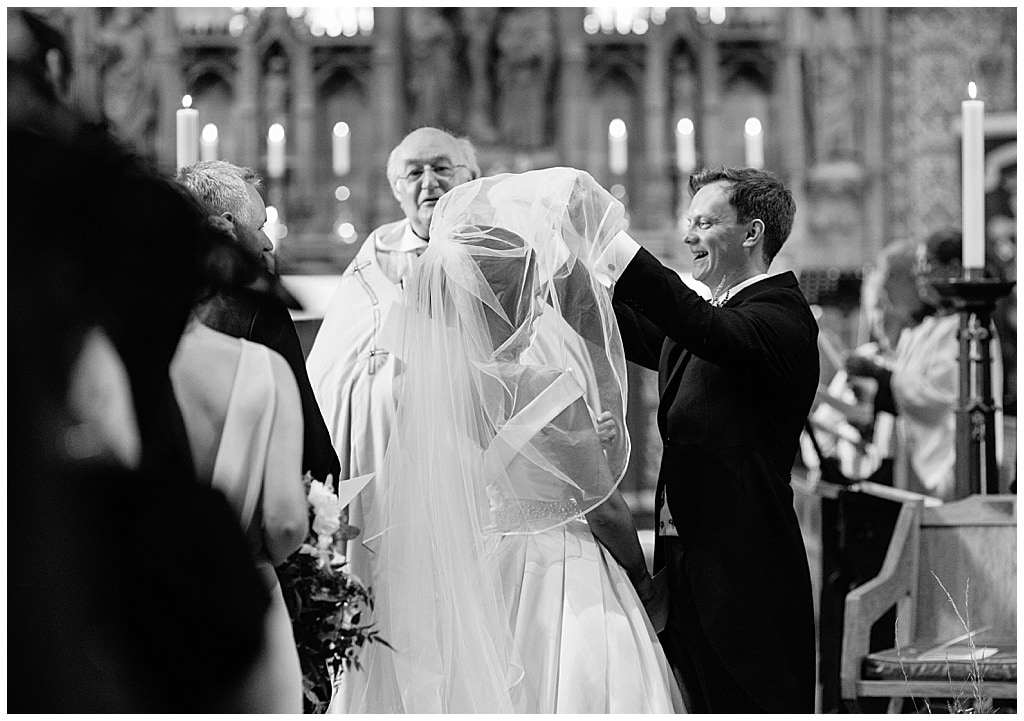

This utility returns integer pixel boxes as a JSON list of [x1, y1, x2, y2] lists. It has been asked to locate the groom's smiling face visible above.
[[682, 181, 751, 291]]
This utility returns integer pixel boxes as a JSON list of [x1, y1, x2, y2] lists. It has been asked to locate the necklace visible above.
[[711, 277, 732, 307]]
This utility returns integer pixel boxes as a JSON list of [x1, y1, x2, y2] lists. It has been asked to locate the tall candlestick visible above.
[[176, 95, 199, 169], [200, 123, 218, 162], [267, 123, 286, 179], [962, 82, 985, 271], [676, 118, 696, 174], [609, 118, 628, 176], [744, 117, 764, 169], [333, 121, 351, 176]]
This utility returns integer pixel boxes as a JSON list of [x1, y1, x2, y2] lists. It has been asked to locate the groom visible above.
[[603, 167, 817, 712]]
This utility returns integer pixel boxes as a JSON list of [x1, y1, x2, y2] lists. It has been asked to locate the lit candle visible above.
[[267, 123, 286, 179], [176, 95, 199, 169], [609, 118, 628, 176], [676, 118, 696, 174], [200, 123, 218, 162], [333, 121, 350, 176], [962, 82, 985, 271], [744, 117, 764, 169]]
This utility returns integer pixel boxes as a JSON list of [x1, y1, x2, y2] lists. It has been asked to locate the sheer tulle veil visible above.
[[350, 168, 630, 712]]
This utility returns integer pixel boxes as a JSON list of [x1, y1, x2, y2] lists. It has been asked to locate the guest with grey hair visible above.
[[176, 160, 275, 267], [176, 160, 341, 485]]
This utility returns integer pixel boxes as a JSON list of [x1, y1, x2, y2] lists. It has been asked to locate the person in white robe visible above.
[[306, 128, 480, 711]]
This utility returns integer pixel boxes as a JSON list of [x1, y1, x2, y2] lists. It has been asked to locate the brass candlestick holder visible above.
[[930, 276, 1015, 496]]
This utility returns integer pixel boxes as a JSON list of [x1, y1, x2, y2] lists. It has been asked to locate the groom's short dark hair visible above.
[[689, 167, 796, 266]]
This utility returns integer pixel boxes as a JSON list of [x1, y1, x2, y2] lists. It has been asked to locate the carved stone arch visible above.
[[721, 48, 773, 94], [184, 58, 235, 92], [313, 59, 367, 94], [191, 67, 237, 162], [590, 66, 642, 188], [591, 49, 644, 92], [718, 62, 772, 167], [313, 67, 373, 240]]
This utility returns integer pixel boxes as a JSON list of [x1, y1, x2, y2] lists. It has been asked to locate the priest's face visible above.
[[683, 181, 752, 291], [391, 129, 473, 239]]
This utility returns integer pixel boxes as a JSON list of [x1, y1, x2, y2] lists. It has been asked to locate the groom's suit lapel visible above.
[[657, 278, 775, 419]]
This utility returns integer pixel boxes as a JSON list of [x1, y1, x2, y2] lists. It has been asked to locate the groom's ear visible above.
[[742, 219, 764, 249]]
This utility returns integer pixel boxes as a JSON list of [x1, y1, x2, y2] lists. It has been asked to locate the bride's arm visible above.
[[548, 394, 654, 602], [585, 485, 655, 603]]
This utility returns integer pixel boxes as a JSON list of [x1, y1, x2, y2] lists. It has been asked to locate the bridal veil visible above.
[[350, 167, 630, 712]]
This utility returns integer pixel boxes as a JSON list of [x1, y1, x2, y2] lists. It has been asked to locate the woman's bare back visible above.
[[170, 322, 242, 480]]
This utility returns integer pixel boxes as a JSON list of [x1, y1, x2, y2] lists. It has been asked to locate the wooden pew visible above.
[[841, 494, 1017, 712]]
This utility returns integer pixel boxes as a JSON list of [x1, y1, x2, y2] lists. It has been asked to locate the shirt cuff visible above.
[[594, 231, 641, 287]]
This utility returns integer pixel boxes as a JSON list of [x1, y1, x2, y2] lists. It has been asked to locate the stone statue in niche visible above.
[[805, 7, 860, 164], [672, 53, 698, 123], [462, 7, 499, 143], [95, 7, 158, 152], [405, 8, 461, 131], [495, 8, 555, 149], [264, 55, 290, 127]]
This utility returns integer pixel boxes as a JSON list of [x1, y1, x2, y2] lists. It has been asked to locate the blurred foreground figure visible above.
[[7, 114, 273, 710], [171, 312, 308, 712]]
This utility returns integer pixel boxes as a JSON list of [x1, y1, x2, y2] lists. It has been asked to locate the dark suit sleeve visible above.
[[613, 298, 664, 371], [615, 247, 814, 383], [250, 300, 342, 483]]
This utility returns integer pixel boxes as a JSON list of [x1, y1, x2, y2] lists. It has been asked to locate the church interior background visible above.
[[23, 6, 1017, 713]]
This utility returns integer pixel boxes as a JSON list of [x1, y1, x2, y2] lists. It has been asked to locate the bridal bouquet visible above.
[[278, 473, 385, 714]]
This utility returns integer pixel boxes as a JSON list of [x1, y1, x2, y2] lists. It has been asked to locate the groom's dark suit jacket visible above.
[[614, 247, 817, 713]]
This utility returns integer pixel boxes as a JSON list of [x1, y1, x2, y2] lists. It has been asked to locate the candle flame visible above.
[[744, 117, 762, 136], [268, 123, 285, 142], [677, 118, 694, 135], [202, 124, 218, 142], [182, 95, 193, 108], [968, 81, 977, 100], [333, 121, 350, 137], [609, 118, 627, 138]]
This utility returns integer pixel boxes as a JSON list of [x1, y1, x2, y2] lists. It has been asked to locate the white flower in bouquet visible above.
[[280, 472, 382, 713], [313, 510, 342, 539], [308, 475, 339, 515], [301, 475, 344, 567]]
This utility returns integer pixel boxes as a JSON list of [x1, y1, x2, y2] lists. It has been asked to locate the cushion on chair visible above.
[[863, 641, 1016, 683]]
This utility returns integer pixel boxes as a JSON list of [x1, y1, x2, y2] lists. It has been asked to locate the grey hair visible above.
[[175, 160, 263, 222], [386, 127, 480, 187]]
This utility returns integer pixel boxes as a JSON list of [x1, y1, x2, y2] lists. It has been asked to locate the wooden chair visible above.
[[841, 494, 1017, 712]]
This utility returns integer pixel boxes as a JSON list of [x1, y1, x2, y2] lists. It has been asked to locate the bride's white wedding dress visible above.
[[488, 366, 682, 713], [335, 168, 683, 714]]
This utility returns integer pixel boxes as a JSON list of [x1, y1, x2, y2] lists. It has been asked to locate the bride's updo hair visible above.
[[455, 225, 537, 350]]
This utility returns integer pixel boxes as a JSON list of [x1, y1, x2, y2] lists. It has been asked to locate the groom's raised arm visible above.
[[603, 235, 814, 382]]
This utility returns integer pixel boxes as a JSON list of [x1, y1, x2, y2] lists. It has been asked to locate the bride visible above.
[[347, 168, 684, 713]]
